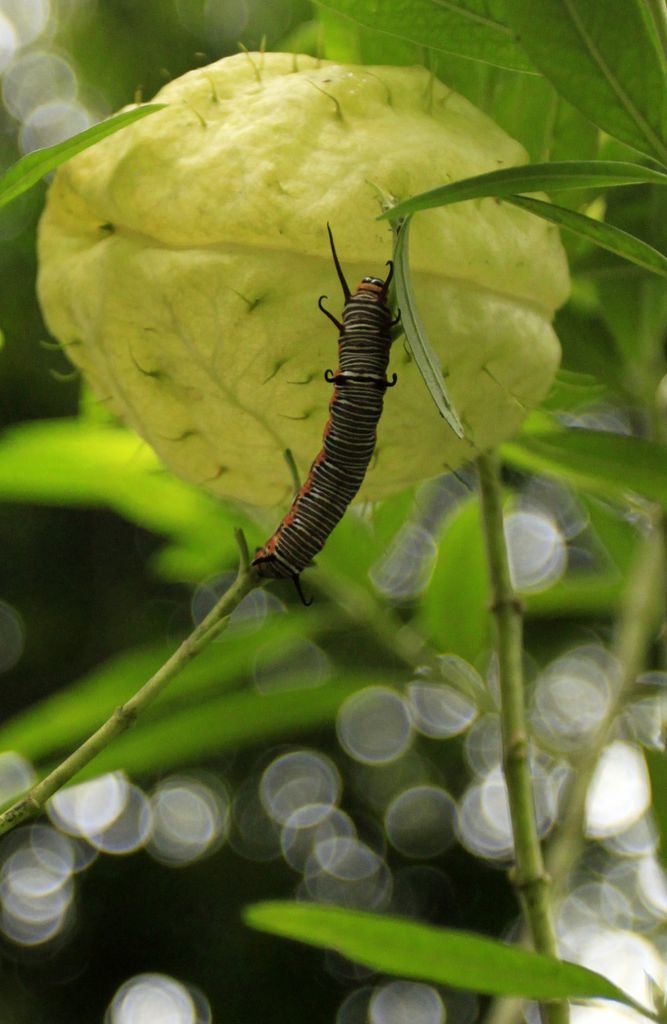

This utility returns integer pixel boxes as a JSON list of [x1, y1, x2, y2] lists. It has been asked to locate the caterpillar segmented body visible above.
[[252, 226, 398, 604]]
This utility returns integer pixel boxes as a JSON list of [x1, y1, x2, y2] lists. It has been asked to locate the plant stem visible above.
[[477, 452, 567, 1024], [484, 515, 665, 1024], [0, 529, 259, 839], [546, 520, 664, 889]]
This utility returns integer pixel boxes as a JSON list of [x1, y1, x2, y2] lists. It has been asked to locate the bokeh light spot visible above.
[[337, 688, 413, 765], [3, 51, 76, 120], [0, 13, 17, 74], [532, 646, 615, 751], [336, 987, 373, 1024], [20, 99, 92, 152], [565, 929, 666, 1023], [504, 510, 566, 592], [107, 973, 209, 1024], [149, 777, 229, 867], [0, 750, 34, 802], [385, 785, 457, 859], [260, 750, 340, 826], [458, 762, 556, 863], [370, 524, 438, 601], [586, 742, 650, 839], [369, 981, 445, 1024], [0, 0, 50, 48], [0, 825, 76, 946], [409, 682, 477, 739], [47, 772, 130, 839], [457, 768, 513, 861], [304, 835, 392, 910], [280, 806, 355, 872]]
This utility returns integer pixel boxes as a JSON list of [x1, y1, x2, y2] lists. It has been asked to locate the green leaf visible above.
[[313, 0, 535, 72], [554, 306, 630, 400], [524, 573, 624, 617], [0, 419, 244, 581], [646, 750, 667, 868], [417, 497, 491, 663], [71, 675, 379, 779], [0, 105, 165, 208], [379, 161, 667, 221], [503, 430, 667, 508], [473, 73, 599, 167], [393, 217, 464, 436], [502, 0, 667, 164], [0, 610, 326, 765], [542, 369, 609, 412], [244, 902, 642, 1010], [506, 195, 667, 278]]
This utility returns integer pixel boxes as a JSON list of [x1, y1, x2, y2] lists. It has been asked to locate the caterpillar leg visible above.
[[318, 295, 343, 330], [292, 575, 313, 607]]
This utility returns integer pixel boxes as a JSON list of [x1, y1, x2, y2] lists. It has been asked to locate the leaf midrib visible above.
[[562, 0, 667, 162]]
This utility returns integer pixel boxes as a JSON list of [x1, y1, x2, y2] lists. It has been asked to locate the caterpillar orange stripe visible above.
[[252, 225, 399, 604]]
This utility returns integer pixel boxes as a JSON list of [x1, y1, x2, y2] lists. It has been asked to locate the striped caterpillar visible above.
[[252, 226, 399, 604]]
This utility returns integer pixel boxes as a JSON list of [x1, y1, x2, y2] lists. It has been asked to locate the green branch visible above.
[[545, 521, 665, 891], [477, 452, 568, 1024], [0, 529, 260, 839]]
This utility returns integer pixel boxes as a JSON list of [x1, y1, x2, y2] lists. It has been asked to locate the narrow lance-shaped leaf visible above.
[[502, 0, 667, 164], [502, 430, 667, 509], [313, 0, 535, 73], [393, 216, 464, 437], [379, 161, 667, 221], [0, 104, 165, 209], [506, 195, 667, 278], [244, 901, 652, 1016]]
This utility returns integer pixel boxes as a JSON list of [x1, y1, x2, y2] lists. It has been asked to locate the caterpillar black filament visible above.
[[252, 225, 399, 604]]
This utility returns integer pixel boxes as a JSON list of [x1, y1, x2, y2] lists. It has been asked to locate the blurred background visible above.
[[0, 2, 666, 1023]]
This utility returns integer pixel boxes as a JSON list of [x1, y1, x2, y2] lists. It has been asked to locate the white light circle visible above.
[[0, 750, 34, 802], [260, 750, 340, 826], [3, 50, 76, 120], [585, 742, 650, 839], [337, 688, 413, 765], [0, 0, 50, 48], [370, 981, 445, 1024], [20, 100, 91, 153], [149, 778, 229, 866], [47, 772, 129, 838], [504, 510, 566, 592], [107, 973, 207, 1024], [409, 682, 477, 739]]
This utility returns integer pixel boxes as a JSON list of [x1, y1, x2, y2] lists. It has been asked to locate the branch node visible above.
[[490, 595, 524, 615], [114, 703, 139, 728]]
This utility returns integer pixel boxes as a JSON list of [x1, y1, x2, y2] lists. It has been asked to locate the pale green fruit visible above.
[[37, 52, 569, 508]]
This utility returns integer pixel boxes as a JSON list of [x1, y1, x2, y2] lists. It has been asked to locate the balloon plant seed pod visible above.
[[37, 52, 569, 509]]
